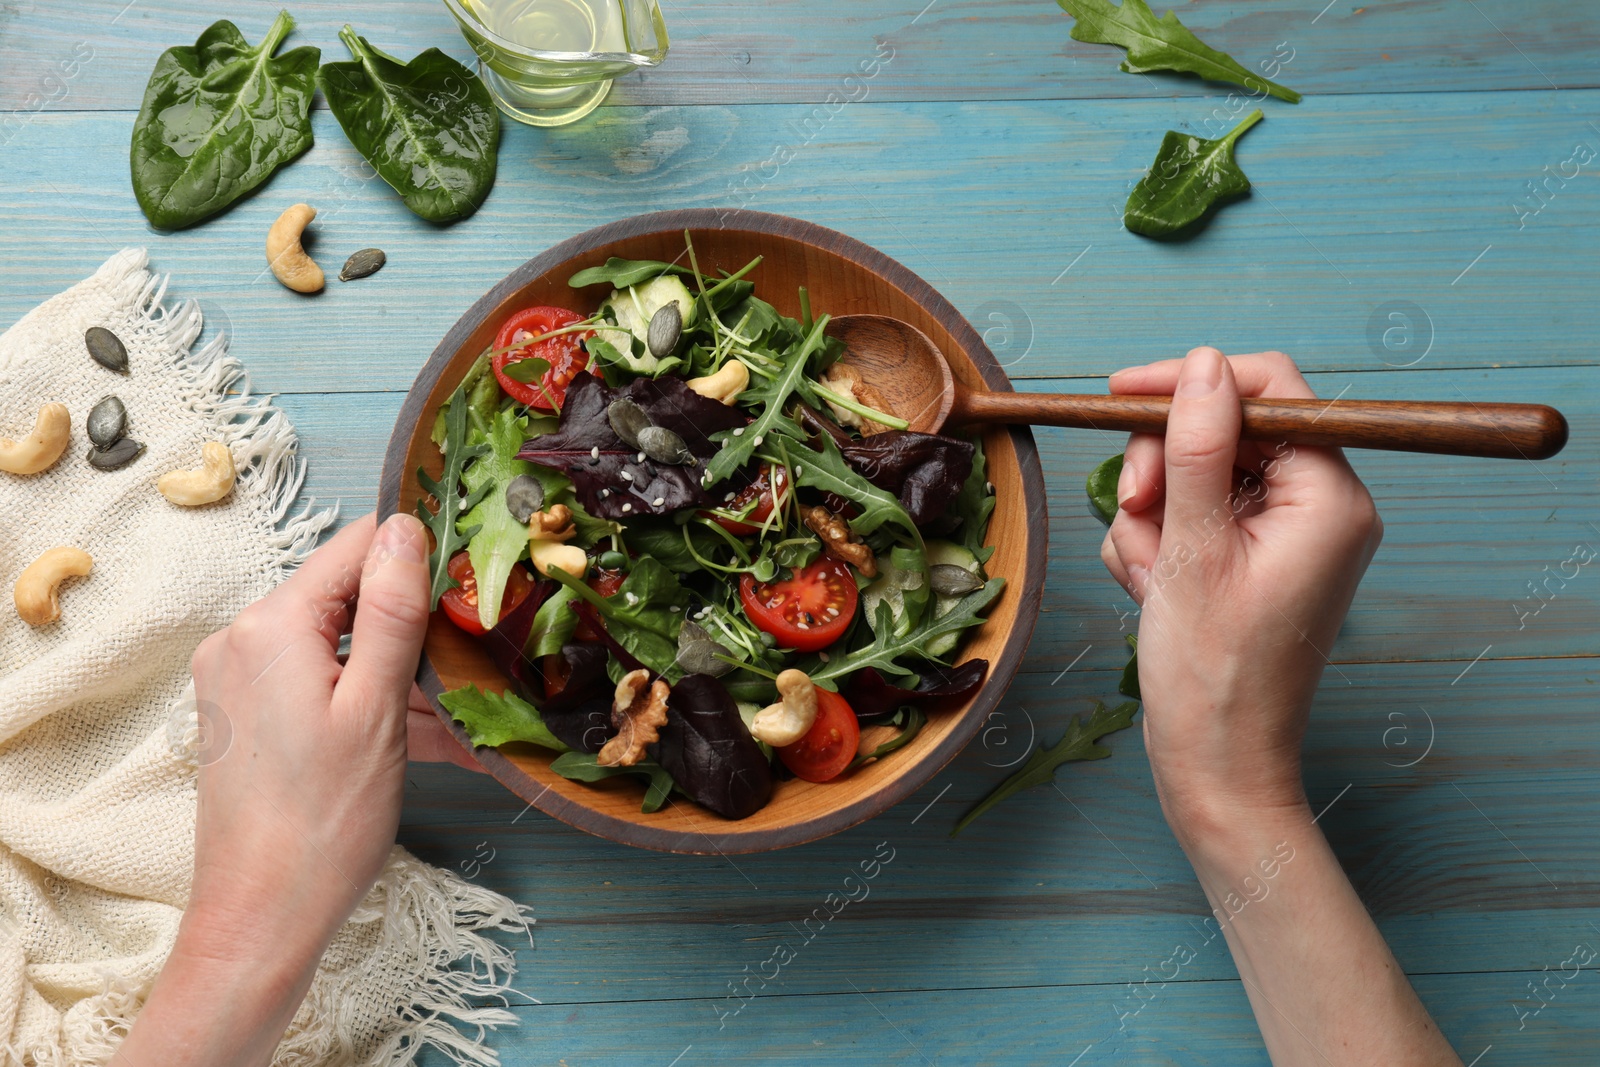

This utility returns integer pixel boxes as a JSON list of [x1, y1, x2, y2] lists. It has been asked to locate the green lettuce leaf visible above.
[[459, 407, 535, 631], [439, 684, 569, 752]]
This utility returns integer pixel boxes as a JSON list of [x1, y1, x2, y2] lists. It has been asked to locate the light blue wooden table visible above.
[[3, 0, 1597, 1062]]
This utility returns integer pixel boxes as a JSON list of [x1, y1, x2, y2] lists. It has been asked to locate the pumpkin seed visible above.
[[646, 302, 682, 358], [606, 397, 650, 448], [339, 248, 387, 282], [637, 424, 693, 466], [929, 563, 984, 598], [504, 473, 545, 525], [676, 620, 734, 677], [86, 437, 144, 470], [85, 326, 128, 374], [86, 396, 127, 449]]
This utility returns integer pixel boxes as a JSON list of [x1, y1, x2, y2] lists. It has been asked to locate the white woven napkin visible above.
[[0, 251, 530, 1066]]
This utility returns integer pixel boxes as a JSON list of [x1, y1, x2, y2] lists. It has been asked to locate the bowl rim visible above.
[[378, 209, 1048, 853]]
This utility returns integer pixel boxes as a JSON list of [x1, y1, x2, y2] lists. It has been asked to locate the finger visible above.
[[335, 514, 431, 722], [1118, 432, 1167, 515], [407, 710, 486, 773], [1100, 529, 1131, 595], [1111, 351, 1313, 400], [408, 682, 434, 717], [1161, 347, 1243, 538], [1106, 508, 1162, 602], [269, 514, 379, 645]]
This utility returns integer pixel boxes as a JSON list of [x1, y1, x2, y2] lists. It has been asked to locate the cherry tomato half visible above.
[[706, 464, 788, 536], [492, 306, 591, 410], [778, 687, 861, 783], [739, 558, 858, 652], [572, 567, 626, 642], [440, 551, 536, 636]]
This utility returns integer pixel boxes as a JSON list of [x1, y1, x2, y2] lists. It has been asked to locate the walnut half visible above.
[[803, 505, 877, 578], [820, 362, 894, 436], [597, 669, 670, 767]]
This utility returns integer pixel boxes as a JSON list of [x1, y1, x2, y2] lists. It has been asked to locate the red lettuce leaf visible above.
[[516, 372, 749, 519], [648, 673, 773, 820], [843, 659, 989, 724]]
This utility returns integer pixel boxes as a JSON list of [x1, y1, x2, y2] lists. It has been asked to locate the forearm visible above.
[[1168, 797, 1461, 1067], [115, 906, 330, 1067]]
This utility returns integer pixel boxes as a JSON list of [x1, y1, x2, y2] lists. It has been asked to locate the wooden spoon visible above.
[[828, 315, 1569, 460]]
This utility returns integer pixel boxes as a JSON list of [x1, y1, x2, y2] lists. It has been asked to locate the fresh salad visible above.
[[421, 234, 1003, 820]]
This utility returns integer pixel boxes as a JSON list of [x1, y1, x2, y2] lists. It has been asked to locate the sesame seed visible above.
[[733, 427, 745, 437], [621, 503, 632, 512], [599, 488, 610, 498], [818, 652, 830, 663], [985, 481, 994, 495], [826, 606, 839, 617], [591, 446, 600, 459], [793, 465, 802, 476], [620, 471, 633, 481], [753, 435, 764, 447], [724, 492, 736, 502], [636, 452, 646, 464], [653, 497, 665, 507]]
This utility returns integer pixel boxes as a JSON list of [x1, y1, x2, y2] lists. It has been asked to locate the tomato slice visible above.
[[706, 464, 788, 535], [440, 551, 536, 637], [572, 568, 626, 642], [492, 306, 591, 410], [778, 687, 861, 782], [739, 558, 857, 652]]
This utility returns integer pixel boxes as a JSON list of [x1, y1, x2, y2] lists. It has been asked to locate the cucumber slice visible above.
[[924, 540, 982, 657], [596, 276, 696, 374], [860, 546, 930, 639]]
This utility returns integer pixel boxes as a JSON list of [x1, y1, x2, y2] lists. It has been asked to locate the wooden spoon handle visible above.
[[950, 392, 1569, 460]]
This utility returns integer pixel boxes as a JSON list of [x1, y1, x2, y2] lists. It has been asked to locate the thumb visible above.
[[1162, 347, 1242, 538], [336, 514, 431, 715]]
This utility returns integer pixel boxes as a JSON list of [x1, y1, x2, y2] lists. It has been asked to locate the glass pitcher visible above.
[[443, 0, 668, 127]]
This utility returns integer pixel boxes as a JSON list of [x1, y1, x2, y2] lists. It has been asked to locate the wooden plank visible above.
[[404, 968, 1600, 1066], [270, 361, 1596, 667], [3, 0, 1598, 111], [398, 655, 1600, 1005], [3, 91, 1597, 396]]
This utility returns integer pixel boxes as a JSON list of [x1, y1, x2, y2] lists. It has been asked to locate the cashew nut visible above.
[[0, 403, 70, 474], [14, 547, 92, 627], [266, 203, 325, 294], [749, 668, 819, 747], [686, 360, 750, 406], [158, 442, 236, 506], [527, 504, 587, 578]]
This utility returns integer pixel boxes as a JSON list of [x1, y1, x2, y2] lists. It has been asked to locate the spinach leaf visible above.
[[569, 258, 691, 289], [459, 407, 535, 631], [318, 25, 499, 223], [551, 556, 688, 678], [440, 684, 570, 752], [1087, 452, 1123, 525], [1125, 110, 1261, 238], [549, 752, 676, 814], [805, 578, 1005, 685], [130, 11, 319, 230], [1058, 0, 1300, 103], [951, 700, 1139, 836], [1119, 635, 1140, 700], [417, 383, 491, 609]]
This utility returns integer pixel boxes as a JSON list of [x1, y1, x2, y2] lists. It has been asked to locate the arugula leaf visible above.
[[951, 700, 1140, 836], [459, 407, 536, 631], [1087, 453, 1123, 525], [785, 433, 923, 544], [706, 316, 831, 484], [417, 384, 491, 609], [1058, 0, 1300, 103], [1119, 635, 1140, 700], [318, 26, 500, 222], [440, 684, 570, 752], [1125, 110, 1262, 238], [805, 578, 1004, 685], [549, 752, 676, 814], [130, 11, 320, 230], [952, 435, 996, 563], [568, 258, 690, 290], [851, 707, 926, 768]]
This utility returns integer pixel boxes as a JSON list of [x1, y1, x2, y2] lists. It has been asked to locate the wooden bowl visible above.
[[378, 210, 1047, 853]]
